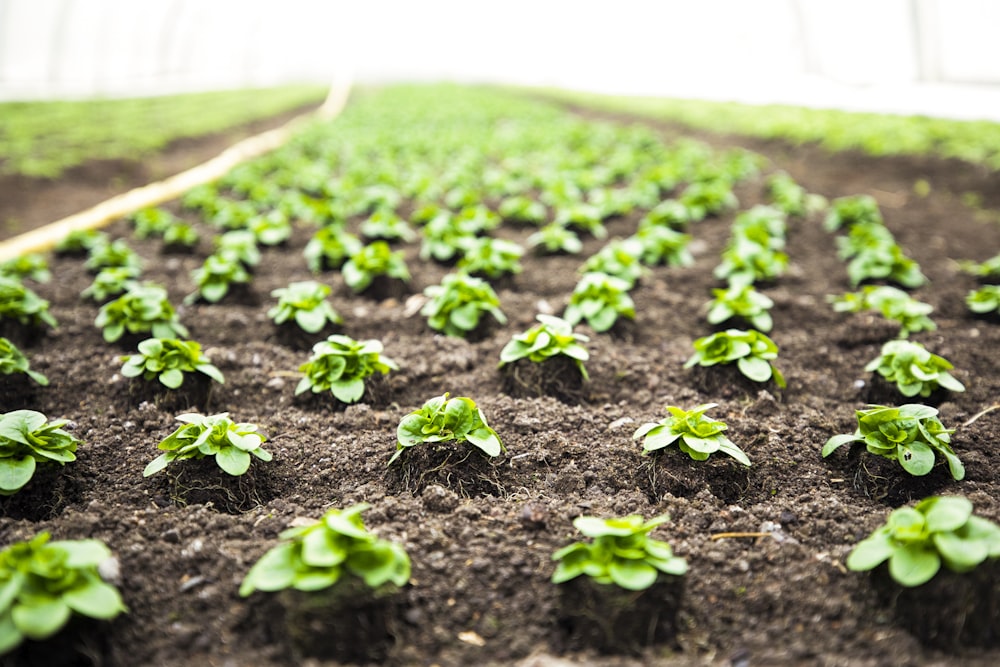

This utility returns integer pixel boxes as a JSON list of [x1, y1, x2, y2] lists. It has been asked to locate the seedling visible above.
[[0, 277, 58, 330], [0, 337, 48, 386], [498, 314, 589, 379], [55, 229, 107, 255], [0, 254, 50, 284], [420, 273, 506, 338], [84, 239, 143, 274], [209, 199, 258, 230], [143, 412, 271, 477], [303, 226, 363, 273], [162, 222, 199, 248], [498, 195, 547, 225], [527, 223, 583, 255], [551, 514, 687, 591], [130, 206, 178, 239], [563, 272, 635, 333], [705, 283, 774, 332], [0, 532, 126, 654], [865, 340, 965, 398], [633, 403, 751, 466], [391, 392, 503, 465], [714, 238, 788, 287], [846, 242, 926, 288], [239, 503, 410, 596], [121, 338, 224, 389], [80, 266, 141, 303], [456, 237, 524, 279], [967, 285, 1000, 315], [829, 285, 936, 337], [296, 334, 398, 403], [957, 254, 1000, 279], [824, 194, 883, 232], [342, 241, 411, 293], [419, 211, 478, 263], [685, 329, 786, 388], [678, 179, 738, 221], [641, 199, 691, 230], [94, 283, 188, 342], [360, 209, 416, 243], [766, 172, 825, 217], [836, 221, 894, 261], [554, 203, 607, 239], [822, 404, 963, 480], [268, 281, 342, 334], [631, 225, 693, 267], [249, 210, 293, 246], [215, 230, 261, 268], [846, 496, 1000, 587], [579, 238, 647, 288], [0, 410, 79, 495], [185, 253, 251, 304]]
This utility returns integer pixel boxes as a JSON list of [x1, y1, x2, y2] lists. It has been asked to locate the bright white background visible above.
[[1, 0, 999, 119]]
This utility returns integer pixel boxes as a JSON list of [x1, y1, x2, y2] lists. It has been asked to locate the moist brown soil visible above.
[[3, 96, 1000, 667]]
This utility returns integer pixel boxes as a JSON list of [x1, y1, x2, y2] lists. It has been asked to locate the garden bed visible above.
[[2, 85, 1000, 666]]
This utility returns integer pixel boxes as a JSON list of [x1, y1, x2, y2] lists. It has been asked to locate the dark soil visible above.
[[3, 93, 1000, 667]]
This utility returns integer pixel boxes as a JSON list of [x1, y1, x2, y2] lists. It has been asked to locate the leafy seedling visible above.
[[95, 283, 188, 342], [829, 285, 936, 337], [767, 171, 825, 217], [0, 410, 80, 495], [685, 329, 785, 388], [303, 226, 363, 273], [360, 209, 416, 243], [250, 211, 293, 246], [420, 273, 506, 338], [498, 195, 547, 225], [84, 239, 142, 274], [631, 225, 693, 267], [185, 253, 252, 304], [391, 393, 503, 465], [705, 283, 774, 332], [0, 254, 51, 284], [846, 496, 1000, 587], [0, 337, 48, 386], [633, 403, 750, 466], [0, 532, 126, 654], [268, 281, 342, 334], [129, 206, 178, 239], [824, 194, 883, 232], [143, 412, 271, 477], [296, 335, 398, 403], [580, 238, 647, 289], [865, 340, 964, 398], [499, 314, 590, 380], [957, 254, 1000, 280], [342, 242, 411, 293], [0, 276, 58, 330], [967, 285, 1000, 315], [822, 404, 963, 480], [121, 338, 224, 389], [678, 179, 737, 221], [552, 514, 687, 591], [81, 266, 141, 303], [457, 237, 524, 279], [563, 272, 635, 333], [527, 223, 583, 255]]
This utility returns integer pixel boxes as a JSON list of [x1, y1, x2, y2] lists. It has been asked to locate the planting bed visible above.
[[3, 86, 1000, 666]]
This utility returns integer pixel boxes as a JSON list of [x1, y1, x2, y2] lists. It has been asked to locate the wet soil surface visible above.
[[2, 97, 1000, 666]]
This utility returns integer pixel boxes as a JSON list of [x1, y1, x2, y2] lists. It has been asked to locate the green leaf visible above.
[[0, 455, 35, 493], [822, 434, 858, 457], [12, 598, 71, 639], [159, 368, 184, 389], [301, 529, 347, 568], [737, 356, 772, 383], [845, 534, 894, 571], [608, 559, 658, 591], [295, 308, 328, 334], [0, 611, 24, 654], [63, 579, 126, 619], [465, 428, 502, 457], [933, 531, 987, 571], [215, 447, 251, 476], [919, 496, 973, 533], [240, 543, 298, 596], [897, 440, 935, 476], [330, 377, 365, 403], [888, 544, 940, 587], [52, 540, 112, 568], [0, 410, 47, 445]]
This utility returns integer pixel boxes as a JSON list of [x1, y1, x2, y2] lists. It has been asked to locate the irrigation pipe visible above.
[[0, 78, 352, 263]]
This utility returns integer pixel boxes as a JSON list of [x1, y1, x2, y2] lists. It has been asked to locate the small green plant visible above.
[[96, 283, 188, 342], [527, 223, 583, 255], [215, 229, 261, 268], [296, 335, 398, 403], [418, 212, 478, 263], [0, 337, 48, 386], [0, 277, 58, 330], [563, 272, 635, 333], [967, 284, 1000, 315], [714, 238, 788, 287], [640, 199, 691, 230], [143, 412, 271, 477], [0, 410, 80, 495], [633, 403, 750, 466], [0, 532, 126, 654], [766, 171, 825, 217], [554, 203, 607, 239], [678, 179, 738, 221], [342, 241, 411, 293], [822, 404, 963, 480], [580, 238, 647, 288], [685, 329, 786, 388], [498, 314, 589, 379], [829, 285, 936, 337], [420, 273, 506, 338], [185, 253, 252, 304], [705, 283, 774, 332], [824, 194, 883, 232], [120, 338, 224, 389], [957, 254, 1000, 279], [391, 392, 503, 465], [55, 229, 107, 255], [80, 266, 141, 303], [268, 281, 342, 334], [239, 503, 411, 597], [551, 514, 687, 591], [84, 238, 143, 274], [846, 496, 1000, 587], [498, 195, 547, 225], [129, 206, 178, 239], [162, 222, 199, 248], [360, 209, 416, 243], [304, 226, 363, 272], [249, 211, 293, 246], [846, 242, 926, 288], [0, 254, 51, 284], [631, 224, 693, 267], [865, 340, 965, 398], [456, 237, 524, 279]]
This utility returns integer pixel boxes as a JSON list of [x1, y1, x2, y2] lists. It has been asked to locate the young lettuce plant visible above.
[[360, 209, 416, 243], [0, 410, 80, 495], [418, 211, 479, 263], [553, 203, 607, 239], [705, 283, 774, 332], [678, 179, 738, 221], [391, 393, 503, 465], [185, 253, 252, 304], [579, 238, 647, 289], [498, 314, 589, 379], [249, 211, 293, 246], [685, 329, 786, 388], [215, 229, 261, 268], [829, 285, 936, 337], [129, 206, 178, 239], [967, 284, 1000, 315], [0, 532, 127, 654], [824, 194, 883, 232], [0, 254, 51, 284], [551, 514, 687, 591], [0, 337, 48, 386], [633, 403, 750, 466], [268, 281, 342, 334], [766, 171, 825, 218], [304, 226, 363, 273], [822, 404, 963, 480], [296, 335, 398, 403], [95, 283, 188, 343], [120, 338, 225, 389], [846, 496, 1000, 587], [865, 339, 965, 398], [563, 272, 635, 333], [342, 241, 411, 293], [631, 225, 693, 267], [498, 195, 547, 225], [239, 503, 410, 597], [143, 412, 271, 477], [84, 239, 143, 274], [81, 266, 141, 303], [957, 254, 1000, 280], [456, 237, 524, 279], [0, 277, 58, 330], [527, 223, 583, 255], [420, 273, 507, 338]]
